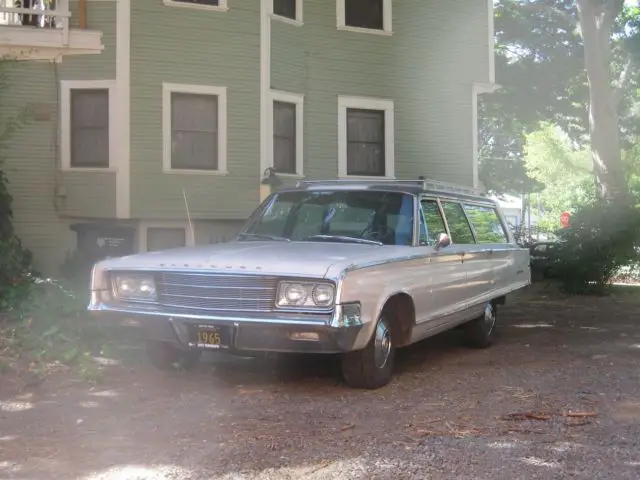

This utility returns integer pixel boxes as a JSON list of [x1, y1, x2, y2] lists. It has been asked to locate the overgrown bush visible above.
[[0, 58, 36, 314], [550, 202, 640, 294]]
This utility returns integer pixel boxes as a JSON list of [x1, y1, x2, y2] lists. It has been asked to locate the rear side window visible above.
[[440, 202, 475, 244], [463, 204, 508, 243]]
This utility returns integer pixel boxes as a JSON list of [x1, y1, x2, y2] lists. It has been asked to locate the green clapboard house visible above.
[[0, 0, 497, 275]]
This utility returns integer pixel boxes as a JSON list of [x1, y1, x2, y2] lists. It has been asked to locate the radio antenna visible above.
[[182, 187, 195, 246]]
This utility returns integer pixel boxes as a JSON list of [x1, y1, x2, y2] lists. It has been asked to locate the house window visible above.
[[270, 90, 304, 176], [337, 0, 392, 33], [146, 227, 187, 252], [164, 0, 228, 11], [61, 80, 114, 170], [273, 102, 296, 174], [346, 109, 385, 176], [273, 0, 300, 22], [163, 83, 228, 174], [338, 96, 394, 178], [70, 89, 110, 168]]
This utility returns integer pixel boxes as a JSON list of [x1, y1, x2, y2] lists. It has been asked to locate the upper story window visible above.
[[162, 83, 228, 175], [60, 80, 115, 171], [463, 204, 509, 243], [272, 0, 302, 24], [346, 109, 385, 176], [70, 89, 110, 169], [271, 90, 304, 176], [164, 0, 228, 12], [338, 96, 395, 179], [337, 0, 392, 35]]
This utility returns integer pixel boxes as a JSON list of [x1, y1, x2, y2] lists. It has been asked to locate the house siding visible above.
[[0, 1, 117, 274], [271, 0, 491, 186], [129, 0, 261, 221]]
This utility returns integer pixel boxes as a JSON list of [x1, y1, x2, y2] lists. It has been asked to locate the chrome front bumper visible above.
[[88, 296, 367, 354]]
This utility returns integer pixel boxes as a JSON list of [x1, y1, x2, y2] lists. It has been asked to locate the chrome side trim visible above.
[[89, 303, 332, 327]]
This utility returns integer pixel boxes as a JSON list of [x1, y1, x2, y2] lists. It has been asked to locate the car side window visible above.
[[440, 202, 475, 244], [419, 199, 447, 245], [463, 204, 509, 243]]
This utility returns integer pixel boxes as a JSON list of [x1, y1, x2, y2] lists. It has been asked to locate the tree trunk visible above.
[[576, 0, 628, 203]]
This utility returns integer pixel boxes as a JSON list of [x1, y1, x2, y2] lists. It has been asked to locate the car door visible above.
[[439, 200, 485, 307], [413, 197, 463, 324], [462, 202, 512, 297]]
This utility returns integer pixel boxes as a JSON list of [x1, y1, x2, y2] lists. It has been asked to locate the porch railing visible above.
[[0, 0, 70, 44]]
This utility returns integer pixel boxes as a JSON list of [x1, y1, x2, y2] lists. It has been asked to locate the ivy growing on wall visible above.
[[0, 58, 36, 313]]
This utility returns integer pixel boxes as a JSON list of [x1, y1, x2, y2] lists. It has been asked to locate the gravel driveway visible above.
[[1, 287, 640, 480]]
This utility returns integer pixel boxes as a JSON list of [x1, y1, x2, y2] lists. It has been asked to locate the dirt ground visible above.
[[1, 286, 640, 480]]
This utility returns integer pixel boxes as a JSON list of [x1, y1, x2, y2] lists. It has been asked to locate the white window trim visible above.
[[336, 0, 392, 36], [137, 221, 195, 253], [269, 0, 303, 26], [269, 90, 304, 177], [163, 0, 228, 12], [162, 82, 228, 176], [60, 79, 117, 172], [338, 95, 395, 179]]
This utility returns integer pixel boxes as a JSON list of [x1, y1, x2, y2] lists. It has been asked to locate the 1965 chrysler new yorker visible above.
[[88, 179, 531, 389]]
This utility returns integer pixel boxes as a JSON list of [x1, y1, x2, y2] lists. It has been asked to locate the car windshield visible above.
[[239, 190, 415, 246]]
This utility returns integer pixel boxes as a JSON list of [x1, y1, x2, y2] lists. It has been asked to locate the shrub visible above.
[[550, 202, 640, 294], [0, 59, 36, 314]]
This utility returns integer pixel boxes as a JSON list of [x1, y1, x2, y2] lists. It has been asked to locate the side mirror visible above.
[[434, 232, 451, 249]]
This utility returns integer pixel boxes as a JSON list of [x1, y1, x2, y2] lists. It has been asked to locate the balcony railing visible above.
[[0, 0, 70, 43]]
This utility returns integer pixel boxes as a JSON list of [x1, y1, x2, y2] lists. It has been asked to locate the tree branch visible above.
[[520, 3, 580, 31]]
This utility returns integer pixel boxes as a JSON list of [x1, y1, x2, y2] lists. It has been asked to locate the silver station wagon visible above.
[[88, 179, 531, 389]]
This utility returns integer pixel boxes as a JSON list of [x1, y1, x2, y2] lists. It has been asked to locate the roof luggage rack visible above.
[[295, 177, 482, 197]]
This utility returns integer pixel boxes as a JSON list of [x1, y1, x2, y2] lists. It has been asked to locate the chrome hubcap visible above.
[[374, 319, 392, 369], [484, 303, 496, 336]]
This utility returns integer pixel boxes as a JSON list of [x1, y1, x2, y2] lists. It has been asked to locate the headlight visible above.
[[112, 274, 157, 301], [276, 281, 335, 308]]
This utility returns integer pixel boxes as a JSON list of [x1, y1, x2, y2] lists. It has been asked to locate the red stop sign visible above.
[[560, 211, 571, 228]]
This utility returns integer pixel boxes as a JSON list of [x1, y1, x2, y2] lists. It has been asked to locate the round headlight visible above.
[[139, 279, 156, 297], [116, 277, 138, 295], [312, 284, 334, 306], [284, 283, 307, 305]]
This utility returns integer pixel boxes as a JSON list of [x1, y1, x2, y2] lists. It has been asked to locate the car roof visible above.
[[276, 179, 494, 205]]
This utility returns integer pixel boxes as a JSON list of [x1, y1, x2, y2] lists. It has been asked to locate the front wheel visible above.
[[145, 341, 201, 371], [462, 302, 497, 349], [341, 315, 395, 389]]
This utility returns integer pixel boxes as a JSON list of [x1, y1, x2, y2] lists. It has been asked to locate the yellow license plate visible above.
[[197, 330, 221, 345], [193, 326, 228, 349]]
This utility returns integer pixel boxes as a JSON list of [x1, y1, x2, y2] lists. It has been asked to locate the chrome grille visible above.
[[156, 272, 278, 312]]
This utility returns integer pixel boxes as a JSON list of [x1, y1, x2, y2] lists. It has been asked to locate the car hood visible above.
[[100, 241, 410, 278]]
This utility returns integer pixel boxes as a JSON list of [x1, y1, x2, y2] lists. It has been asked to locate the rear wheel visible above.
[[145, 341, 201, 371], [462, 302, 497, 349], [341, 315, 395, 389]]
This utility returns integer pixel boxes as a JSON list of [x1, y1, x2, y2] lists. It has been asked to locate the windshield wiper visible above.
[[237, 233, 291, 242], [302, 235, 383, 246]]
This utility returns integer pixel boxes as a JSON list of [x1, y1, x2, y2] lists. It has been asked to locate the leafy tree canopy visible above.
[[480, 0, 640, 195]]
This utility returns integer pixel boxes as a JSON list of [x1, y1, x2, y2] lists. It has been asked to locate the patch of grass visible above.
[[0, 279, 138, 386]]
